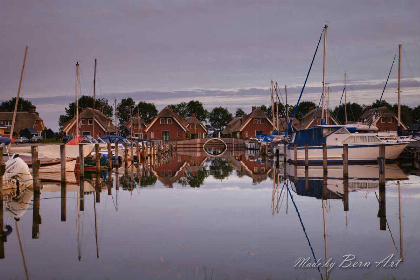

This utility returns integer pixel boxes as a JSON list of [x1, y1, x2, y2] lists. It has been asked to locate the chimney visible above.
[[191, 113, 196, 118], [29, 108, 35, 113], [252, 106, 256, 111], [97, 106, 102, 112]]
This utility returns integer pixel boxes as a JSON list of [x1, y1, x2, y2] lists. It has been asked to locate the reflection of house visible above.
[[145, 106, 206, 140], [151, 154, 188, 187], [359, 107, 407, 132], [233, 154, 272, 184], [223, 107, 273, 139], [185, 113, 207, 139], [123, 113, 147, 138], [295, 109, 339, 131], [0, 108, 45, 137], [62, 108, 117, 137]]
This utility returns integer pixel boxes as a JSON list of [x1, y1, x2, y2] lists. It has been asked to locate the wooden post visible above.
[[79, 144, 84, 178], [124, 143, 128, 169], [32, 190, 40, 239], [79, 179, 85, 211], [114, 141, 119, 170], [293, 143, 297, 165], [378, 144, 386, 230], [60, 144, 66, 182], [343, 144, 348, 179], [413, 151, 419, 169], [108, 172, 112, 196], [378, 145, 386, 186], [283, 143, 287, 164], [0, 146, 4, 259], [95, 172, 101, 203], [31, 146, 40, 192], [61, 182, 66, 221], [95, 143, 100, 173], [322, 143, 327, 172], [107, 143, 112, 170], [343, 178, 349, 212], [304, 143, 309, 166], [275, 147, 279, 168]]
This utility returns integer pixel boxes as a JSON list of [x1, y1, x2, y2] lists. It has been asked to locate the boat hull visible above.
[[287, 143, 407, 163]]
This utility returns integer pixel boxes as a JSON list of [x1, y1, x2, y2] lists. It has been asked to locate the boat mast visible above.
[[9, 45, 28, 140], [398, 44, 402, 132], [76, 62, 80, 138], [344, 72, 347, 124], [285, 85, 288, 126], [93, 59, 97, 138], [321, 25, 328, 124], [271, 81, 275, 132], [275, 83, 280, 132], [114, 98, 118, 136]]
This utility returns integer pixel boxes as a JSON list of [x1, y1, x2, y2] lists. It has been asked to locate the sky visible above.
[[1, 0, 419, 130]]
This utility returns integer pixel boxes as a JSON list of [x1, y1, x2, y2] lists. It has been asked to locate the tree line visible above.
[[1, 97, 419, 134]]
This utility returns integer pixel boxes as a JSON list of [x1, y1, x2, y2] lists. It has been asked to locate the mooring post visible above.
[[79, 179, 85, 211], [304, 143, 309, 167], [95, 172, 101, 203], [124, 143, 128, 170], [32, 190, 40, 239], [283, 143, 287, 164], [343, 178, 349, 212], [293, 143, 297, 165], [107, 143, 112, 170], [343, 144, 349, 179], [322, 143, 327, 172], [108, 172, 112, 196], [0, 146, 5, 258], [95, 143, 100, 174], [275, 147, 279, 168], [79, 144, 84, 178], [61, 182, 66, 221], [378, 144, 386, 230], [60, 144, 66, 182], [31, 146, 40, 192], [115, 141, 119, 170], [413, 150, 419, 169], [378, 145, 386, 186]]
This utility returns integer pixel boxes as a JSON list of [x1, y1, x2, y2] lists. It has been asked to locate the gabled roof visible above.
[[223, 108, 272, 134], [185, 116, 208, 133], [0, 111, 44, 132], [124, 116, 146, 129], [145, 106, 187, 132], [295, 108, 339, 130], [62, 108, 116, 133], [359, 106, 407, 129]]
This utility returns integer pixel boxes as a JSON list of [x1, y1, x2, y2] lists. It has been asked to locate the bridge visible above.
[[175, 138, 246, 151]]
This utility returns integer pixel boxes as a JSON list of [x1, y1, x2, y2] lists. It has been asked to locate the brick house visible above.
[[222, 107, 273, 139], [295, 108, 340, 131], [359, 106, 407, 132], [185, 113, 208, 139], [145, 106, 207, 140], [0, 108, 45, 137], [151, 154, 188, 187], [123, 113, 147, 139], [62, 107, 117, 137]]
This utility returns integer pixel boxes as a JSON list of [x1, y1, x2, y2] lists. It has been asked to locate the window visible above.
[[168, 170, 173, 177], [88, 119, 93, 125], [151, 132, 155, 138], [144, 134, 147, 139], [261, 167, 265, 173], [255, 130, 263, 136], [81, 119, 86, 125], [253, 167, 258, 173], [388, 117, 392, 123], [82, 131, 91, 135], [177, 131, 181, 137], [261, 119, 265, 124], [178, 156, 181, 162], [160, 170, 165, 176], [253, 119, 259, 125], [160, 118, 165, 124], [167, 118, 172, 124], [245, 131, 249, 138], [381, 117, 385, 123], [162, 131, 170, 141]]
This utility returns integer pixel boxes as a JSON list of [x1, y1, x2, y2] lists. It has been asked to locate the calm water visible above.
[[1, 151, 420, 279]]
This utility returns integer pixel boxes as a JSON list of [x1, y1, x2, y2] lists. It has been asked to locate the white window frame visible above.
[[88, 119, 93, 125], [160, 118, 165, 124], [245, 131, 249, 138], [151, 132, 155, 139], [381, 117, 385, 123], [167, 118, 172, 124], [253, 119, 259, 125], [388, 117, 392, 123], [81, 119, 86, 125], [177, 131, 181, 137], [253, 167, 258, 173], [261, 119, 265, 124]]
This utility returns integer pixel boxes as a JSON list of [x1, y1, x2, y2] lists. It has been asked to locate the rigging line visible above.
[[378, 52, 397, 104], [285, 28, 324, 136], [374, 191, 399, 253], [335, 87, 346, 120], [99, 195, 109, 245], [285, 181, 324, 280], [310, 91, 324, 127]]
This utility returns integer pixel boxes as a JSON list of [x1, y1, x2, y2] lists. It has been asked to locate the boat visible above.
[[2, 154, 33, 191]]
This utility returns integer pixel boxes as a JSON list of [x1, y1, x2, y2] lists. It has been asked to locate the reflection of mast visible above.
[[322, 199, 328, 280], [398, 181, 403, 262], [93, 192, 99, 259], [77, 188, 81, 261], [15, 221, 29, 280]]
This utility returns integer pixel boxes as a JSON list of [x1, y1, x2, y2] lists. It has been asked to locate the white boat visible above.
[[287, 125, 407, 163]]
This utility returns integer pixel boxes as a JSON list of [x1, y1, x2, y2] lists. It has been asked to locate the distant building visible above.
[[0, 108, 45, 137], [185, 113, 207, 139], [223, 107, 273, 139], [123, 113, 147, 139], [235, 154, 272, 184], [295, 108, 339, 131], [359, 107, 407, 132], [0, 124, 6, 135], [62, 108, 117, 137]]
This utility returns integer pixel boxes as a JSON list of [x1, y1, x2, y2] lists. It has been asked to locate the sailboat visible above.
[[286, 25, 408, 163]]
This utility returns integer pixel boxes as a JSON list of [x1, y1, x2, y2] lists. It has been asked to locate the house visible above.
[[0, 124, 6, 135], [151, 154, 188, 187], [295, 108, 339, 131], [62, 107, 117, 137], [222, 107, 273, 139], [235, 154, 272, 184], [123, 113, 147, 139], [145, 106, 207, 140], [358, 107, 407, 132], [0, 108, 45, 137], [185, 113, 208, 139], [407, 124, 420, 136], [20, 128, 39, 139]]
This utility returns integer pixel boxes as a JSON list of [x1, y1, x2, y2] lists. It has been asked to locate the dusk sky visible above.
[[1, 0, 419, 130]]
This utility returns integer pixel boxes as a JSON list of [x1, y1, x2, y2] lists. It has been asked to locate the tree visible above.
[[412, 106, 420, 124], [134, 101, 158, 124], [170, 100, 208, 122], [293, 101, 316, 119], [333, 103, 365, 124], [371, 99, 393, 110], [209, 107, 233, 132], [58, 96, 113, 129], [209, 157, 233, 180], [235, 108, 245, 117], [117, 98, 136, 127], [0, 97, 36, 112], [391, 104, 413, 126]]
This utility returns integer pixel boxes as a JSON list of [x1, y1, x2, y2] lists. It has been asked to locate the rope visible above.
[[335, 87, 346, 120], [285, 28, 324, 136], [378, 52, 397, 105], [285, 181, 324, 280]]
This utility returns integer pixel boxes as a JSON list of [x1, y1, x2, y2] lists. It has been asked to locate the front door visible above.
[[162, 131, 170, 140]]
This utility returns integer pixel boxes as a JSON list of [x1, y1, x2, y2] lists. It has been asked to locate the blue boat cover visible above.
[[101, 135, 126, 143], [0, 137, 11, 145], [294, 127, 325, 147]]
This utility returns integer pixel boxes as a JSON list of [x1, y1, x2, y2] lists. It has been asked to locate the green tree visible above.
[[391, 104, 413, 126], [58, 96, 113, 129], [412, 106, 420, 124], [293, 101, 316, 119], [333, 103, 365, 124], [209, 107, 233, 132], [0, 97, 36, 112], [209, 158, 233, 180], [371, 99, 393, 110], [170, 100, 208, 122], [133, 101, 158, 124], [235, 108, 245, 117], [117, 98, 136, 127]]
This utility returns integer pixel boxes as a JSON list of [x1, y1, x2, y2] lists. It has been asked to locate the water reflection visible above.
[[0, 150, 419, 279]]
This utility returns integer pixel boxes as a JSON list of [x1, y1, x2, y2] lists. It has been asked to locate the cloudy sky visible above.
[[1, 0, 419, 130]]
